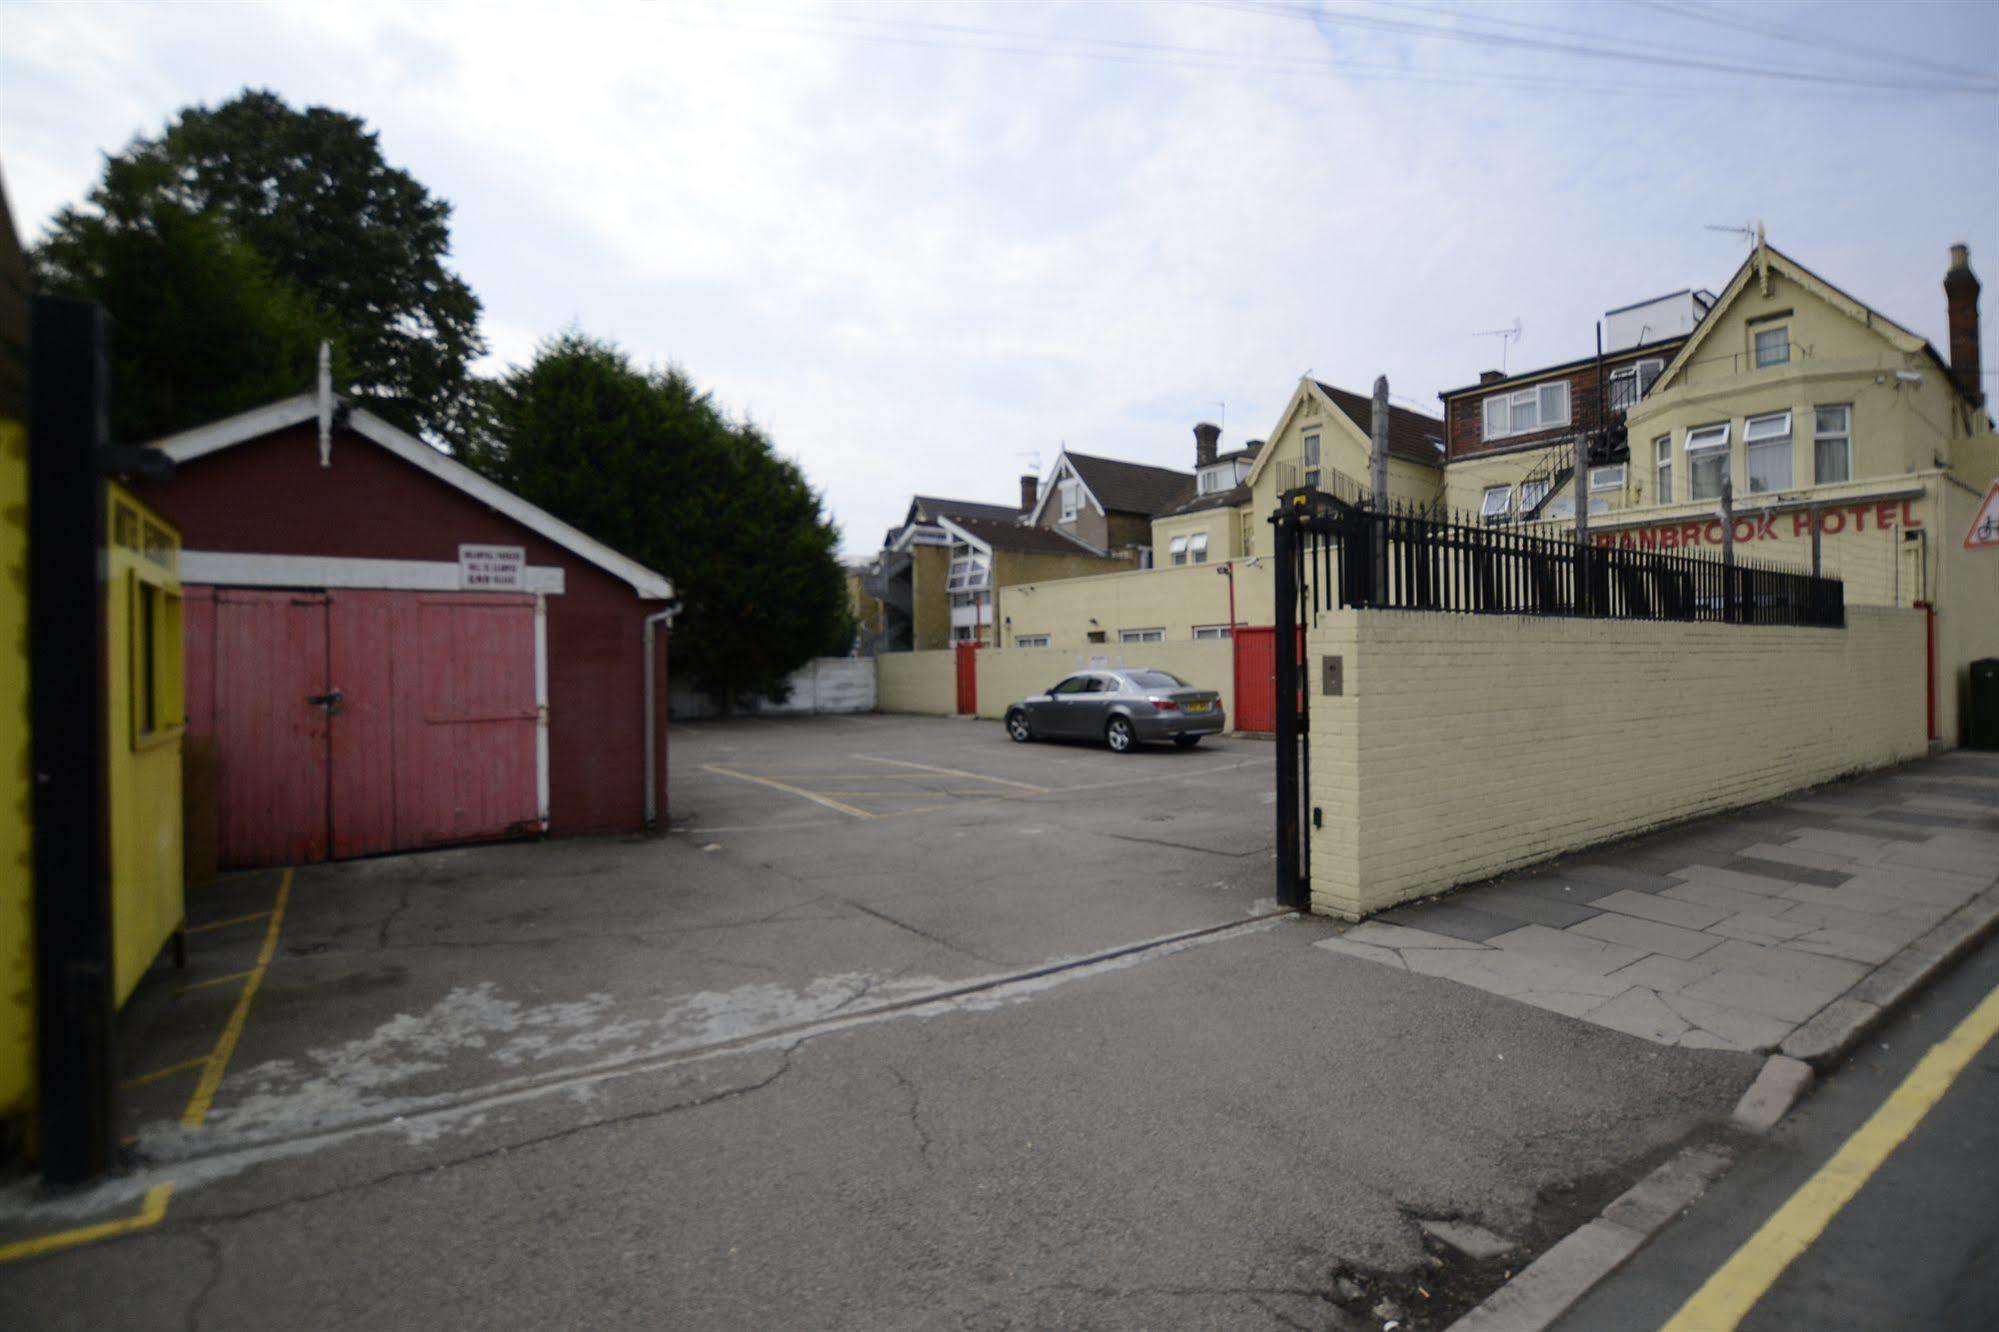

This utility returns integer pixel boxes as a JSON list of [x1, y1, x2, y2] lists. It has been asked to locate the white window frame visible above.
[[1059, 479, 1080, 522], [1481, 381, 1571, 441], [1813, 404, 1852, 485], [1685, 422, 1731, 501], [1606, 359, 1663, 412], [1015, 634, 1050, 649], [1589, 464, 1626, 491], [1753, 325, 1790, 368], [1169, 534, 1189, 566], [1302, 433, 1321, 489], [1654, 435, 1672, 504], [1519, 478, 1551, 512], [1118, 627, 1165, 644], [1480, 485, 1513, 519], [1192, 624, 1232, 640], [1188, 532, 1209, 564], [1744, 410, 1793, 493]]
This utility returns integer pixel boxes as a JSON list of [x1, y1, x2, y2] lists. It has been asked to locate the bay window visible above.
[[1686, 423, 1730, 501], [1814, 405, 1852, 485], [1744, 411, 1793, 493]]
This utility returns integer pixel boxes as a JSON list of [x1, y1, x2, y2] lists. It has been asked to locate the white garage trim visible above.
[[151, 394, 673, 600], [181, 551, 566, 594]]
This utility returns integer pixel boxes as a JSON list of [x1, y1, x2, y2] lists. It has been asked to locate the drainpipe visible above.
[[643, 600, 682, 830]]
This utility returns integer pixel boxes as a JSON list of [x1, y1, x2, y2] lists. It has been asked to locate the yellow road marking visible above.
[[119, 1056, 208, 1090], [1663, 980, 1999, 1331], [853, 754, 1049, 792], [178, 969, 254, 994], [186, 910, 270, 934], [0, 1184, 175, 1264], [702, 764, 876, 819], [181, 867, 293, 1129]]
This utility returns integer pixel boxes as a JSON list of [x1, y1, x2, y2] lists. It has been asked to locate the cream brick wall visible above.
[[1003, 557, 1275, 647], [1305, 606, 1927, 920], [874, 641, 1238, 722], [876, 649, 957, 716], [976, 640, 1236, 720]]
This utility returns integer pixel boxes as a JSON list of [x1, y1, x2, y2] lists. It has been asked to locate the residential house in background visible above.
[[1150, 423, 1263, 574], [861, 481, 1135, 650], [1439, 289, 1713, 522], [1023, 448, 1195, 565]]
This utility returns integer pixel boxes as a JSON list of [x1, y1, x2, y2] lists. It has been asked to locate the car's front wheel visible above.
[[1105, 716, 1135, 754], [1006, 710, 1033, 743]]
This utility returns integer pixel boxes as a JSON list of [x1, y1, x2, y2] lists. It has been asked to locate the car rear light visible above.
[[1150, 697, 1179, 711]]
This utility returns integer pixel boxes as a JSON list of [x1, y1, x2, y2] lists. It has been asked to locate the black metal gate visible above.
[[1269, 489, 1353, 911]]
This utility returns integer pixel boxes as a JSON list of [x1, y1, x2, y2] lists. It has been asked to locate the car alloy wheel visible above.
[[1007, 712, 1032, 743], [1106, 717, 1134, 753]]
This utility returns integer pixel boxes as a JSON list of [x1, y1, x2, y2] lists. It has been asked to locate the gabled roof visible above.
[[1312, 382, 1447, 466], [1063, 450, 1196, 516], [1158, 480, 1250, 518], [1653, 243, 1966, 405], [149, 393, 674, 600], [907, 494, 1024, 526], [938, 514, 1106, 556]]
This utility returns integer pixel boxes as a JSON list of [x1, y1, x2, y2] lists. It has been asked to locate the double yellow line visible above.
[[1663, 979, 1999, 1329], [0, 867, 293, 1265]]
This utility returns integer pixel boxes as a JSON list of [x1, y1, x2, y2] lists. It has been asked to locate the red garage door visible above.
[[188, 587, 540, 867]]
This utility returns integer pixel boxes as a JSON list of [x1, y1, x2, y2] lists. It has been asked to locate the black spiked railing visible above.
[[1294, 494, 1844, 629]]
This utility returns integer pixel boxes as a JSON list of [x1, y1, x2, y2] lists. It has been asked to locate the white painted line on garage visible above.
[[852, 754, 1049, 792], [701, 764, 877, 819]]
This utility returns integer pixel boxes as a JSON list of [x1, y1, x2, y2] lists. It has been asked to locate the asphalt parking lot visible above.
[[1, 714, 1756, 1330]]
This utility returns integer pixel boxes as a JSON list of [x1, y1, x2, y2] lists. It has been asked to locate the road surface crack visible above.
[[887, 1065, 934, 1167]]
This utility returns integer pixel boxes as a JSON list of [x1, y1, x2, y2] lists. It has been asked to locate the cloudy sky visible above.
[[4, 1, 1994, 555]]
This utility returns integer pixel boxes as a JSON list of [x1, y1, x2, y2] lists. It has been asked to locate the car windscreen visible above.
[[1125, 671, 1186, 690]]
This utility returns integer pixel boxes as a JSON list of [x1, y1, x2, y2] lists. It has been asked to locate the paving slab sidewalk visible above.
[[1317, 750, 1999, 1056]]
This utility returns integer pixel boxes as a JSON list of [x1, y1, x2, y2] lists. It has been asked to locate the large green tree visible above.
[[478, 333, 850, 705], [38, 88, 483, 444], [32, 156, 340, 443]]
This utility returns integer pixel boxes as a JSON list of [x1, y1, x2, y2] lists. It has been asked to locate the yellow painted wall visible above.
[[873, 641, 1238, 721], [1305, 606, 1928, 920], [1004, 557, 1276, 647], [910, 544, 951, 651], [1150, 506, 1248, 565], [876, 649, 957, 716], [104, 483, 184, 1006], [977, 641, 1237, 720]]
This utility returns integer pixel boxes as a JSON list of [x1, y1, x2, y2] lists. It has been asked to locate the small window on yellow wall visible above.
[[130, 572, 184, 748]]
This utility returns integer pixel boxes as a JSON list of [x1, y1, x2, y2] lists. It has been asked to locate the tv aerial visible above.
[[1473, 318, 1523, 374]]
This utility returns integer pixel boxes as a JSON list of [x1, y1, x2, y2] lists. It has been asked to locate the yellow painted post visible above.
[[1, 180, 33, 1154]]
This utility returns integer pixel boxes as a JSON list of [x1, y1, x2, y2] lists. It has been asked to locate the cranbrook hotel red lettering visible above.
[[1593, 499, 1923, 550]]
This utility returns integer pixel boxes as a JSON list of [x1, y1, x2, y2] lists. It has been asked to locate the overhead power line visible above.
[[1199, 0, 1999, 95], [692, 2, 1990, 102], [1630, 0, 1995, 85]]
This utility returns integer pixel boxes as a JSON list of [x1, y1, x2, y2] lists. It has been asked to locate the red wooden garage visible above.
[[142, 384, 676, 867]]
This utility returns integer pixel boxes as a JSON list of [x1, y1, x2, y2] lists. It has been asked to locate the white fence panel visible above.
[[669, 657, 877, 719]]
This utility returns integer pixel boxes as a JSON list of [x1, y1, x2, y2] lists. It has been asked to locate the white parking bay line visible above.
[[852, 754, 1049, 793]]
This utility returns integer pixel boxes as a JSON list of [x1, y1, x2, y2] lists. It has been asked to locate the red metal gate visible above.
[[188, 587, 539, 866], [1232, 626, 1277, 733], [955, 641, 980, 715]]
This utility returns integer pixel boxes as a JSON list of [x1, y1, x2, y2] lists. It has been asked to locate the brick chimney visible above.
[[1945, 243, 1983, 407], [1019, 474, 1038, 512], [1193, 421, 1221, 467], [1479, 370, 1505, 385]]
